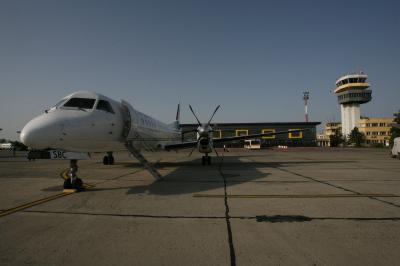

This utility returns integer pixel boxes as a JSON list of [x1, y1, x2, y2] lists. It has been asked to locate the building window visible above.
[[261, 129, 276, 139], [235, 129, 248, 137], [289, 129, 303, 139], [213, 130, 222, 139]]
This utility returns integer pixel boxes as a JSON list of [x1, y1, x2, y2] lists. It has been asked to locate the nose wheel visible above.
[[103, 152, 114, 165], [202, 154, 211, 165], [63, 159, 84, 191]]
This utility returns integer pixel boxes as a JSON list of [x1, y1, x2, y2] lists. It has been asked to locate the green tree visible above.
[[348, 127, 365, 147], [390, 110, 400, 147], [329, 130, 344, 147]]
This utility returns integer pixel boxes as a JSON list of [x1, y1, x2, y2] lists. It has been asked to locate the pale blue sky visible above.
[[1, 0, 399, 140]]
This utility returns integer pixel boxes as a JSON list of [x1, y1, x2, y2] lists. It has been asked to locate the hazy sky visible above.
[[1, 0, 399, 140]]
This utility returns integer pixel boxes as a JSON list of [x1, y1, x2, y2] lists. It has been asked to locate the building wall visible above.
[[180, 122, 320, 147], [325, 122, 342, 136], [320, 117, 394, 146], [341, 103, 361, 137], [317, 134, 330, 147], [359, 117, 394, 145]]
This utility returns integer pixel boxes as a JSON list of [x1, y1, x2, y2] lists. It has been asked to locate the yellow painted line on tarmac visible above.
[[0, 170, 99, 218], [0, 191, 76, 218], [193, 193, 399, 199]]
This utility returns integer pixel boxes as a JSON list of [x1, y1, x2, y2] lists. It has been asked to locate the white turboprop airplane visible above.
[[21, 91, 305, 190]]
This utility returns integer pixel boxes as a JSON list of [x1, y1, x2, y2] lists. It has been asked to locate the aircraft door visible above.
[[121, 100, 140, 140], [121, 101, 131, 139]]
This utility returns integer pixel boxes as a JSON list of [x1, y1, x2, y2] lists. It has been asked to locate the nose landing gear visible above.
[[201, 154, 211, 165], [63, 159, 84, 190], [103, 151, 114, 165]]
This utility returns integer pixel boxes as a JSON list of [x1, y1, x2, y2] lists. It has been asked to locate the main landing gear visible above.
[[63, 159, 84, 190], [103, 151, 114, 165], [202, 154, 211, 165]]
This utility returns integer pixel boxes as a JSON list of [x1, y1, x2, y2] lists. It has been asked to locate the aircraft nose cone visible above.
[[20, 115, 61, 149]]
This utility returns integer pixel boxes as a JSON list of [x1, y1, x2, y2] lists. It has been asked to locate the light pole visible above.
[[303, 91, 310, 122]]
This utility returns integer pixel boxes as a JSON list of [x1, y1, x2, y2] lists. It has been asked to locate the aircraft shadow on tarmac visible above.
[[41, 155, 354, 194], [67, 155, 265, 195], [121, 155, 355, 196]]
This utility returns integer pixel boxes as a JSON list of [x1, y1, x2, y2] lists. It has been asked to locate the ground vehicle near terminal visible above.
[[391, 137, 400, 159], [0, 143, 13, 150], [244, 139, 261, 149]]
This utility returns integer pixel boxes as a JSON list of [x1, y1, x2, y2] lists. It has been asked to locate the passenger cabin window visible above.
[[96, 100, 114, 113], [64, 98, 96, 109]]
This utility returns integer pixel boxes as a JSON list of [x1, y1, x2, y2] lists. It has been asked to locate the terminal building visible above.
[[181, 122, 320, 147]]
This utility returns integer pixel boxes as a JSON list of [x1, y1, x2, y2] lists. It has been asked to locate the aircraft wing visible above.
[[164, 129, 308, 150], [165, 141, 198, 151], [213, 129, 308, 144]]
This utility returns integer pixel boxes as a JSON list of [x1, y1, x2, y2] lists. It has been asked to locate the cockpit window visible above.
[[63, 98, 96, 109], [96, 100, 114, 113]]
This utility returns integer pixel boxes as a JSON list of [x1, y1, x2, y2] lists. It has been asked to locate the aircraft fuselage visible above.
[[20, 91, 181, 152]]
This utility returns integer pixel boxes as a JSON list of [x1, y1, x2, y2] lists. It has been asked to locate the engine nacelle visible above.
[[198, 137, 213, 153]]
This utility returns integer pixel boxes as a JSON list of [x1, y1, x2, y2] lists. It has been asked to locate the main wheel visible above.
[[72, 178, 83, 190], [103, 156, 109, 165], [207, 156, 211, 165], [63, 178, 72, 189], [109, 155, 114, 165], [201, 156, 205, 165]]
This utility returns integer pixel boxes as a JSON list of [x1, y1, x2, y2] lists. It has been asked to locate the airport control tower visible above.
[[335, 72, 372, 137]]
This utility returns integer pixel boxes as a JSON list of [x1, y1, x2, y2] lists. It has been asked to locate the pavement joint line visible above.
[[193, 193, 399, 198], [243, 155, 400, 209], [1, 167, 147, 219], [218, 153, 237, 266], [272, 165, 400, 208], [0, 191, 75, 218], [13, 209, 400, 222], [1, 158, 177, 219]]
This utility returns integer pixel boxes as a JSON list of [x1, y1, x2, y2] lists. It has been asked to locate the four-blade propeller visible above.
[[184, 105, 221, 157]]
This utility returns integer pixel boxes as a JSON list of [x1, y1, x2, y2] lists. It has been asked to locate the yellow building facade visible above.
[[358, 117, 394, 145], [319, 117, 394, 146], [325, 122, 342, 136]]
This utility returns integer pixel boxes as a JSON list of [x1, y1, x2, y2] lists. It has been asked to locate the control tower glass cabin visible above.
[[335, 73, 372, 137]]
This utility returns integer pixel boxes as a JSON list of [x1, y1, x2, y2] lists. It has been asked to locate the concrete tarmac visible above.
[[0, 148, 400, 265]]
